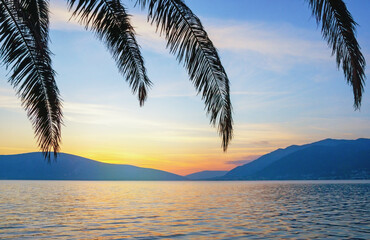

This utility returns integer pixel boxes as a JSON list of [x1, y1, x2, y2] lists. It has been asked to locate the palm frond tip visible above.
[[137, 0, 233, 150], [68, 0, 152, 106], [308, 0, 366, 108]]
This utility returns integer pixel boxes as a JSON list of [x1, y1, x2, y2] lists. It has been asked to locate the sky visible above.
[[0, 0, 369, 175]]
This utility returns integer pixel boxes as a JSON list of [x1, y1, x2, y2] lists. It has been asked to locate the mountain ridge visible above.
[[185, 170, 228, 180], [0, 152, 185, 180], [220, 138, 370, 180], [1, 138, 369, 181]]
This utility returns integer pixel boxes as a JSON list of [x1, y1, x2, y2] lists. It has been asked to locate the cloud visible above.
[[49, 2, 82, 31], [150, 81, 196, 98], [63, 102, 140, 125], [0, 87, 22, 111], [131, 16, 336, 74], [205, 20, 329, 61], [48, 4, 169, 54], [251, 140, 270, 146], [131, 15, 332, 63], [48, 4, 333, 65], [226, 155, 261, 165], [231, 91, 290, 96], [0, 95, 20, 110], [62, 101, 214, 134], [131, 15, 168, 54]]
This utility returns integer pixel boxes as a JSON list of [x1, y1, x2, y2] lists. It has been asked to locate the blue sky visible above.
[[0, 0, 369, 174]]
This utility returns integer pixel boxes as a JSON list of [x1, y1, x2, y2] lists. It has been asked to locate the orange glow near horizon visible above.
[[0, 105, 341, 176], [2, 97, 364, 176], [0, 147, 266, 176], [0, 127, 291, 176], [1, 0, 369, 177]]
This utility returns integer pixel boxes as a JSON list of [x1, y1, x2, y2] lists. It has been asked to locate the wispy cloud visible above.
[[63, 101, 142, 125], [0, 95, 20, 110], [48, 4, 333, 67], [205, 20, 330, 61], [49, 2, 82, 31], [48, 4, 169, 54], [131, 15, 336, 75], [62, 101, 214, 134], [150, 81, 196, 98], [225, 154, 261, 166], [0, 87, 22, 111], [231, 91, 291, 96], [131, 15, 332, 63], [251, 140, 270, 146], [131, 15, 168, 54]]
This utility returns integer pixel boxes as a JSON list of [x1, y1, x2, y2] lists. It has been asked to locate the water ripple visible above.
[[0, 180, 369, 239]]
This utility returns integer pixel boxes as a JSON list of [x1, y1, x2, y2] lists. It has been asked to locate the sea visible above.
[[0, 180, 369, 239]]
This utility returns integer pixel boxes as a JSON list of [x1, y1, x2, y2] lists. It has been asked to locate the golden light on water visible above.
[[1, 181, 368, 239]]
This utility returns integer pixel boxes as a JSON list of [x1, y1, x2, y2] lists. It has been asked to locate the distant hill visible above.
[[221, 138, 370, 180], [2, 139, 369, 181], [185, 170, 228, 180], [0, 153, 186, 180]]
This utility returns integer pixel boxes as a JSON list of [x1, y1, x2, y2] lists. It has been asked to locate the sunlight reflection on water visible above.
[[0, 181, 369, 239]]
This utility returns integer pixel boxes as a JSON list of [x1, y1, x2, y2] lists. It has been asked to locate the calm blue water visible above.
[[0, 180, 369, 239]]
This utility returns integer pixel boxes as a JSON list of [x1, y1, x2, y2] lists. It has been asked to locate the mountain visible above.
[[0, 153, 186, 180], [185, 170, 228, 180], [2, 139, 369, 181], [221, 138, 370, 180]]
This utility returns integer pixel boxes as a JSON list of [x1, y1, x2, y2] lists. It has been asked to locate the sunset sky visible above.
[[0, 0, 369, 175]]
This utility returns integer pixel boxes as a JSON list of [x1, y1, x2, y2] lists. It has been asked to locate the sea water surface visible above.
[[0, 180, 369, 239]]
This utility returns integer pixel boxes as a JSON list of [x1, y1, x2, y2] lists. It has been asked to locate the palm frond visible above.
[[307, 0, 366, 108], [136, 0, 233, 151], [68, 0, 151, 106], [0, 0, 63, 158]]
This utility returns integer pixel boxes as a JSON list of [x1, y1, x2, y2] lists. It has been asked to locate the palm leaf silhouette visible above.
[[0, 0, 62, 158], [307, 0, 366, 108], [68, 0, 152, 106], [137, 0, 233, 150]]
